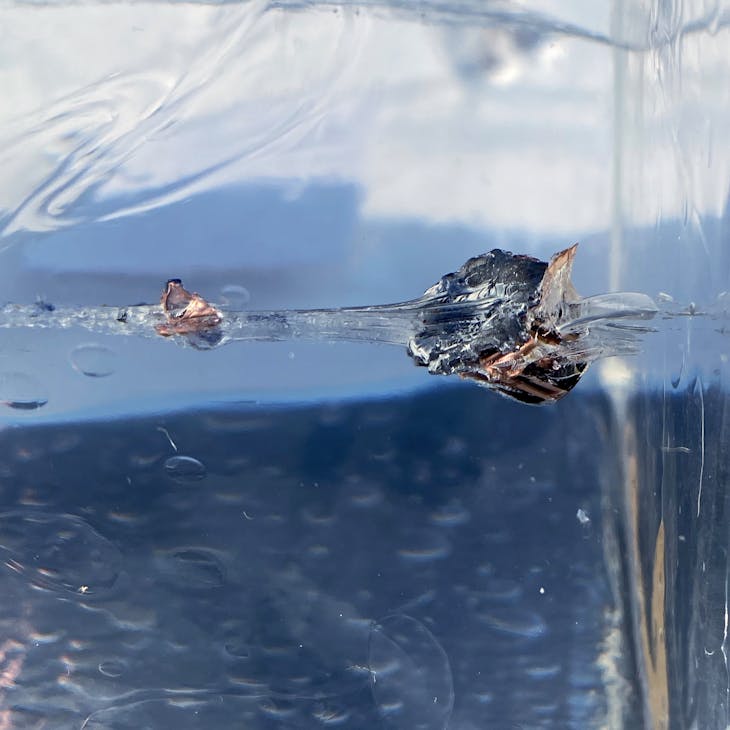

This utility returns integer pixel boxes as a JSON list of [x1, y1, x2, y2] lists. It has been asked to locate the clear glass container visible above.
[[0, 1, 727, 727]]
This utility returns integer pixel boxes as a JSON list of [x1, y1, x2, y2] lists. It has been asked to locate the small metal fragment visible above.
[[156, 279, 223, 347]]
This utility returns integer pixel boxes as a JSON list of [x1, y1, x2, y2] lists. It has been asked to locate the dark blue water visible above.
[[0, 385, 624, 729]]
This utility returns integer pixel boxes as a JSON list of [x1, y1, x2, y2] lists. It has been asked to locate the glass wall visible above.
[[0, 1, 727, 727]]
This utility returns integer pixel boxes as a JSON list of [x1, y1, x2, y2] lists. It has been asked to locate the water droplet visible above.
[[224, 640, 251, 659], [525, 664, 561, 680], [429, 501, 470, 527], [164, 455, 207, 483], [155, 548, 225, 591], [312, 702, 350, 725], [258, 700, 297, 720], [477, 606, 547, 639], [0, 372, 48, 410], [480, 577, 522, 601], [670, 346, 686, 389], [369, 615, 454, 730], [396, 531, 451, 563], [220, 284, 251, 309], [98, 660, 126, 678], [70, 344, 116, 377], [346, 484, 383, 509]]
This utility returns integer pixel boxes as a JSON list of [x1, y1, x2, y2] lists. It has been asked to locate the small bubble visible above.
[[0, 372, 48, 410], [477, 607, 547, 638], [224, 640, 251, 659], [480, 577, 522, 601], [0, 512, 121, 596], [369, 614, 454, 730], [164, 455, 207, 483], [98, 660, 125, 678], [156, 548, 226, 590], [525, 664, 561, 680], [429, 502, 470, 527], [312, 703, 350, 725], [396, 530, 451, 563], [576, 508, 591, 525], [70, 344, 116, 377], [258, 700, 297, 720], [220, 284, 251, 309]]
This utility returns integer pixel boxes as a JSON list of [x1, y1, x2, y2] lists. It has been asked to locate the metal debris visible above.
[[156, 279, 223, 348], [0, 245, 658, 404], [408, 245, 588, 403]]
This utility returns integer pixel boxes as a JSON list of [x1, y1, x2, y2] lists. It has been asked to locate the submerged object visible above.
[[0, 245, 656, 405]]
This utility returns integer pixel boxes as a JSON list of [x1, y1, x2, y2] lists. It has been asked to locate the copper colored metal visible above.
[[156, 279, 222, 338]]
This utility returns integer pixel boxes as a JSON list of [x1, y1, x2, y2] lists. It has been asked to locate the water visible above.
[[0, 388, 615, 728], [0, 1, 729, 728]]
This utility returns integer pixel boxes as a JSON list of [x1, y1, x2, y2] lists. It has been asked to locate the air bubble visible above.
[[477, 606, 547, 639], [369, 614, 454, 730], [0, 512, 121, 596], [98, 660, 126, 678], [0, 372, 48, 410], [163, 455, 207, 483], [220, 284, 251, 309], [155, 548, 226, 591], [70, 344, 116, 377]]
